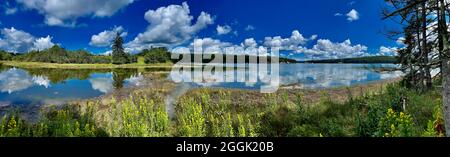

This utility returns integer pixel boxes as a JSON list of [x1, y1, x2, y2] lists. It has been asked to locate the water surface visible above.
[[169, 63, 402, 90], [0, 63, 402, 109], [0, 66, 144, 108]]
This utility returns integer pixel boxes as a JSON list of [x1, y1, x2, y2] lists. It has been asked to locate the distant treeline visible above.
[[172, 53, 298, 64], [299, 56, 399, 64], [0, 46, 173, 64], [1, 46, 111, 64], [0, 46, 298, 64], [1, 46, 398, 64]]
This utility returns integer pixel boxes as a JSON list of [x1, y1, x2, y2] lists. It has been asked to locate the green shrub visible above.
[[176, 98, 206, 137], [137, 56, 145, 64], [137, 47, 171, 64], [0, 50, 13, 60], [422, 105, 445, 137], [13, 45, 112, 64], [0, 115, 22, 137], [288, 124, 320, 137], [259, 106, 298, 137], [103, 96, 170, 137], [376, 108, 414, 137], [355, 101, 386, 137]]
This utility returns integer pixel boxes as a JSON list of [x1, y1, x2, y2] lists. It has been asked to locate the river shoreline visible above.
[[82, 75, 402, 109]]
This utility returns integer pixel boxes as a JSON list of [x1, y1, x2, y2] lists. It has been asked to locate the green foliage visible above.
[[286, 99, 348, 137], [259, 105, 298, 137], [137, 56, 145, 64], [0, 115, 23, 137], [0, 50, 13, 60], [137, 47, 171, 64], [176, 98, 206, 137], [376, 108, 414, 137], [353, 83, 434, 137], [0, 81, 444, 137], [112, 33, 129, 64], [103, 96, 170, 137], [422, 105, 445, 137], [1, 42, 176, 65], [38, 105, 104, 137], [0, 106, 103, 137], [423, 120, 437, 137], [176, 91, 258, 137], [355, 103, 385, 137], [12, 45, 111, 64]]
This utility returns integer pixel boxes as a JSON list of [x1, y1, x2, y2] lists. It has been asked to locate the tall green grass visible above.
[[0, 83, 445, 137]]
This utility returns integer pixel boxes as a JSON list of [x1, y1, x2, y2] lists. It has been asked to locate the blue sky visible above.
[[0, 0, 402, 60]]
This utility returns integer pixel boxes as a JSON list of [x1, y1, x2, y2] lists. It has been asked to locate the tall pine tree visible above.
[[112, 33, 129, 64]]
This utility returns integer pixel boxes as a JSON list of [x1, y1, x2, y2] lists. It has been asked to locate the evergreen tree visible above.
[[383, 0, 450, 136], [112, 33, 129, 64]]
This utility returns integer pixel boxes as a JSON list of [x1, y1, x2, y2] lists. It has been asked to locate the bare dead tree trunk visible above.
[[437, 4, 444, 77], [415, 7, 425, 90], [438, 0, 450, 137], [422, 2, 432, 90]]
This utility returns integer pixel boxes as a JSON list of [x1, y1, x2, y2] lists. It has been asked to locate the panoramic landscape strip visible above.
[[0, 0, 448, 140]]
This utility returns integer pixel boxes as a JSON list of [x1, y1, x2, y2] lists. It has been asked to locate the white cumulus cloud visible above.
[[90, 26, 127, 47], [0, 27, 55, 53], [263, 30, 316, 51], [242, 38, 257, 48], [0, 68, 50, 94], [16, 0, 135, 26], [172, 37, 272, 57], [378, 46, 398, 56], [299, 39, 368, 60], [191, 38, 232, 54], [216, 25, 232, 35], [33, 35, 55, 51], [125, 2, 214, 53], [396, 37, 406, 46], [346, 9, 359, 22]]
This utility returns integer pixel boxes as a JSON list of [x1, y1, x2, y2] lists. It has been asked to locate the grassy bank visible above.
[[0, 61, 173, 69], [0, 80, 445, 137]]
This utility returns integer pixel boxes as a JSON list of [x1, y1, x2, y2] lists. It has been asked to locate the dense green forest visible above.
[[1, 46, 299, 64], [171, 53, 299, 64], [136, 47, 172, 64], [173, 54, 297, 63], [2, 33, 396, 65], [1, 46, 111, 64], [300, 56, 399, 64], [0, 45, 173, 64], [0, 34, 297, 65]]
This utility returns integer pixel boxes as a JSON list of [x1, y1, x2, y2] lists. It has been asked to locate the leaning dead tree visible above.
[[383, 0, 450, 136]]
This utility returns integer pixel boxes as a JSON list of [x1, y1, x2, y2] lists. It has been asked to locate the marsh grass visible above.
[[0, 82, 444, 137]]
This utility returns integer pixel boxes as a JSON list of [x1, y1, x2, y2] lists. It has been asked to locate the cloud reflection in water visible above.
[[0, 68, 50, 94]]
